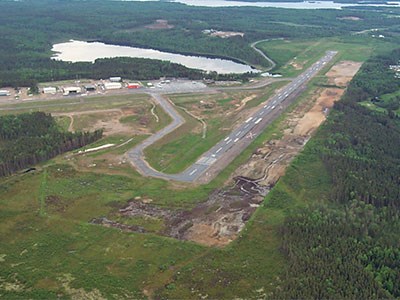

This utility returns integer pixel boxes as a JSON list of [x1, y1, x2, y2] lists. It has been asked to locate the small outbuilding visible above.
[[0, 90, 10, 96], [127, 83, 141, 89], [109, 77, 122, 82], [43, 87, 57, 94], [84, 84, 96, 91], [63, 87, 82, 96], [104, 82, 122, 90]]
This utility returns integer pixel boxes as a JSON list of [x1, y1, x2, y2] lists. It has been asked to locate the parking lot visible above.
[[0, 78, 211, 105]]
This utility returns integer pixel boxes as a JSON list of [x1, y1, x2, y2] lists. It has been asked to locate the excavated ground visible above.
[[92, 61, 362, 247]]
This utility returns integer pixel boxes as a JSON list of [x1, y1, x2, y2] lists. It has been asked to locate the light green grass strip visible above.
[[38, 169, 48, 217]]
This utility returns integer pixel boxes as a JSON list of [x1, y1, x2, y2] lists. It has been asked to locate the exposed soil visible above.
[[294, 88, 344, 135], [144, 19, 174, 30], [234, 94, 257, 111], [233, 61, 361, 187], [91, 61, 361, 247], [92, 178, 265, 247], [91, 217, 146, 233], [325, 60, 362, 87], [290, 62, 304, 70], [210, 31, 245, 38], [53, 107, 151, 136], [337, 16, 362, 21]]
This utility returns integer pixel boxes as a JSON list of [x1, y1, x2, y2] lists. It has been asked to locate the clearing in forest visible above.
[[92, 61, 361, 247]]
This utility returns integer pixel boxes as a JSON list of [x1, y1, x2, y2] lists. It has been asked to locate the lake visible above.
[[130, 0, 400, 9], [51, 40, 258, 74]]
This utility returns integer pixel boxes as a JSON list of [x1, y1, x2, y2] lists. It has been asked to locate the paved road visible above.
[[126, 51, 337, 182], [250, 39, 277, 71], [126, 94, 186, 180], [0, 77, 284, 109]]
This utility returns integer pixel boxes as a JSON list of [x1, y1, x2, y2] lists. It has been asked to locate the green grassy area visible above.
[[359, 101, 388, 113], [258, 36, 397, 77], [0, 84, 314, 297], [244, 81, 289, 108], [143, 106, 203, 173], [120, 104, 172, 133], [358, 88, 400, 114], [114, 215, 166, 234], [73, 113, 114, 132], [257, 39, 317, 69], [0, 104, 298, 295], [376, 89, 400, 113], [156, 133, 333, 299], [144, 82, 287, 174], [54, 115, 71, 131], [0, 94, 150, 115], [0, 35, 392, 298]]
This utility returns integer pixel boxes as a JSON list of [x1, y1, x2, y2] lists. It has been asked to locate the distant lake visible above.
[[51, 40, 258, 74], [127, 0, 400, 9]]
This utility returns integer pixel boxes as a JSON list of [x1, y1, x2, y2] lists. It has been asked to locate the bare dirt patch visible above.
[[187, 60, 360, 245], [234, 61, 358, 188], [294, 88, 344, 136], [91, 61, 361, 247], [337, 16, 362, 21], [144, 19, 174, 30], [53, 108, 150, 136], [69, 149, 132, 176], [210, 31, 244, 38], [232, 88, 344, 187], [234, 94, 257, 111], [93, 183, 265, 247], [326, 60, 362, 87], [290, 62, 304, 70], [93, 112, 134, 136]]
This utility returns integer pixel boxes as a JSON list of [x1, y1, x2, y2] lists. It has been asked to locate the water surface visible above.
[[128, 0, 400, 9], [52, 40, 257, 74]]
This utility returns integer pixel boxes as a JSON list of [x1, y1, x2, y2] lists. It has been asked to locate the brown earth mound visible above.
[[92, 60, 362, 247]]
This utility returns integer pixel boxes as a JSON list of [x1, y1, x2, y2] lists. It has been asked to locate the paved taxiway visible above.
[[126, 51, 337, 183]]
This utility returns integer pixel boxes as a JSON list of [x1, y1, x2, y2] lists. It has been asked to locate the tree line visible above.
[[1, 0, 400, 87], [0, 112, 102, 177], [276, 48, 400, 298]]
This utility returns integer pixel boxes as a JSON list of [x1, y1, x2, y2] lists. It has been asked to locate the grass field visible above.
[[54, 115, 72, 131], [0, 67, 333, 298], [156, 137, 332, 299], [358, 88, 400, 114], [0, 36, 393, 298], [0, 94, 151, 115], [0, 91, 332, 298], [258, 36, 397, 77], [144, 81, 287, 174]]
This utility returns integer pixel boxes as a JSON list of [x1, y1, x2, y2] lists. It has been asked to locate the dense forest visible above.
[[277, 49, 400, 298], [346, 48, 400, 112], [0, 0, 400, 86], [0, 112, 102, 177], [0, 56, 254, 88]]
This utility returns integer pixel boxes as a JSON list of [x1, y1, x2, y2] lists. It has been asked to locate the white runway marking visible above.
[[196, 156, 217, 166]]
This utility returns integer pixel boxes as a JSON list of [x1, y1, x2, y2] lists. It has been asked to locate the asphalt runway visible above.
[[126, 51, 337, 183]]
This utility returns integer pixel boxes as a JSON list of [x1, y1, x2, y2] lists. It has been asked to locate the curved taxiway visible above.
[[126, 51, 337, 183]]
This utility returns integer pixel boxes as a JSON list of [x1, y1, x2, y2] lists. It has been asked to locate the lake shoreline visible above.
[[51, 40, 261, 74]]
